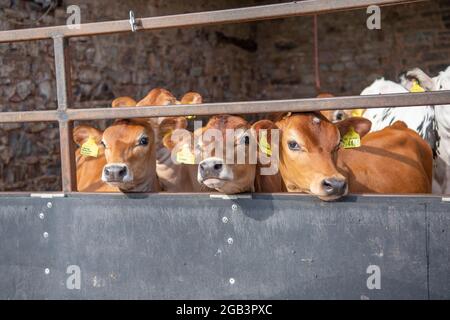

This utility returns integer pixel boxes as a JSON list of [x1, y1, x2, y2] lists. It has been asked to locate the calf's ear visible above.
[[159, 117, 189, 149], [335, 117, 372, 139], [111, 96, 137, 108], [136, 88, 177, 107], [400, 68, 435, 91], [251, 119, 279, 145], [176, 92, 202, 119], [73, 125, 103, 146], [162, 129, 193, 151], [180, 92, 203, 104], [159, 117, 188, 134]]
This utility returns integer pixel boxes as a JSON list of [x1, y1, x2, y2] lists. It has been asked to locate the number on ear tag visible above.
[[80, 136, 99, 157], [342, 126, 361, 149]]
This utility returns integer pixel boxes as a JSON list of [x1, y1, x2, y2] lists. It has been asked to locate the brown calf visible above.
[[273, 113, 432, 200], [166, 114, 284, 194]]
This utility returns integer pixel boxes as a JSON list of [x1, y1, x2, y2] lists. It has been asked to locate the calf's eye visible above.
[[100, 140, 106, 148], [138, 136, 149, 146], [288, 141, 300, 151]]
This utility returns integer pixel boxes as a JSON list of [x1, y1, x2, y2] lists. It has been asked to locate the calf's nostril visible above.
[[322, 179, 333, 190], [104, 168, 110, 176], [119, 167, 127, 177], [322, 178, 347, 195], [213, 163, 223, 171]]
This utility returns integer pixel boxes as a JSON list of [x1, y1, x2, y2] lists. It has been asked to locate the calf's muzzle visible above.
[[199, 158, 224, 179], [321, 178, 347, 196], [103, 164, 129, 183]]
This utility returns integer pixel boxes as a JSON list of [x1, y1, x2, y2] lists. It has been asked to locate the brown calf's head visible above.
[[169, 115, 274, 194], [136, 88, 178, 107], [101, 119, 158, 192], [274, 113, 371, 201], [195, 115, 253, 194]]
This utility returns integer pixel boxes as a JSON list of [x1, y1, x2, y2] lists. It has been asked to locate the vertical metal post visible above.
[[313, 15, 320, 94], [53, 35, 77, 192]]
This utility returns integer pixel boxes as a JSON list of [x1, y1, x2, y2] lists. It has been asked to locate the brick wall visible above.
[[252, 0, 450, 99], [0, 0, 449, 191]]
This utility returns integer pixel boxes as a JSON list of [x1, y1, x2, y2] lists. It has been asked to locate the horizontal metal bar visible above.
[[0, 0, 425, 43], [65, 91, 450, 121], [0, 92, 447, 123], [0, 110, 58, 123]]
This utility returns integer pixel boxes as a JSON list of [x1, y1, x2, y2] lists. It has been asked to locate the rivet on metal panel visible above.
[[229, 278, 235, 285], [44, 268, 50, 275], [231, 204, 238, 211], [222, 216, 229, 224], [47, 202, 53, 209], [43, 232, 49, 239], [227, 237, 234, 245], [39, 213, 45, 220]]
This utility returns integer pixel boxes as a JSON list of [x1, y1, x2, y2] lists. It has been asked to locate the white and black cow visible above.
[[401, 67, 450, 194], [360, 78, 437, 154]]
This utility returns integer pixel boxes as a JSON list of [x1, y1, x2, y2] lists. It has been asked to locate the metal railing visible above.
[[0, 0, 447, 193]]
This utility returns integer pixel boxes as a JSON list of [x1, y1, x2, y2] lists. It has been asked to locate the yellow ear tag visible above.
[[163, 129, 173, 141], [259, 132, 272, 156], [342, 126, 361, 149], [410, 80, 425, 93], [351, 109, 365, 117], [176, 145, 195, 164], [80, 136, 99, 157]]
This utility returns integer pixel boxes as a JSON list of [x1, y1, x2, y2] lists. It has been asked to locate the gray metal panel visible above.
[[0, 197, 52, 299], [0, 194, 448, 299], [427, 200, 450, 299]]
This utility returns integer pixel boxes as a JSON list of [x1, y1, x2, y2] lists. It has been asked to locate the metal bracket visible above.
[[129, 10, 138, 32]]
